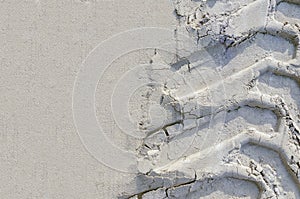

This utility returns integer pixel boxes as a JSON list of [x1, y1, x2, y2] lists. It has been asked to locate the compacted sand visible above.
[[1, 0, 300, 198]]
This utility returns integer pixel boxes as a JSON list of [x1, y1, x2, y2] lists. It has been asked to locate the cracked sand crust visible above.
[[120, 0, 300, 198]]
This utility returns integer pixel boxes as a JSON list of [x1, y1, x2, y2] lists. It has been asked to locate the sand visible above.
[[1, 0, 300, 198]]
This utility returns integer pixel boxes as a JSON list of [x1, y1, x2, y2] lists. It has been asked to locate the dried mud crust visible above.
[[120, 0, 300, 198]]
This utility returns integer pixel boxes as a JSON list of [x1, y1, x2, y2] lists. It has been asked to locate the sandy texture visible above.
[[1, 0, 300, 199], [0, 1, 176, 198]]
